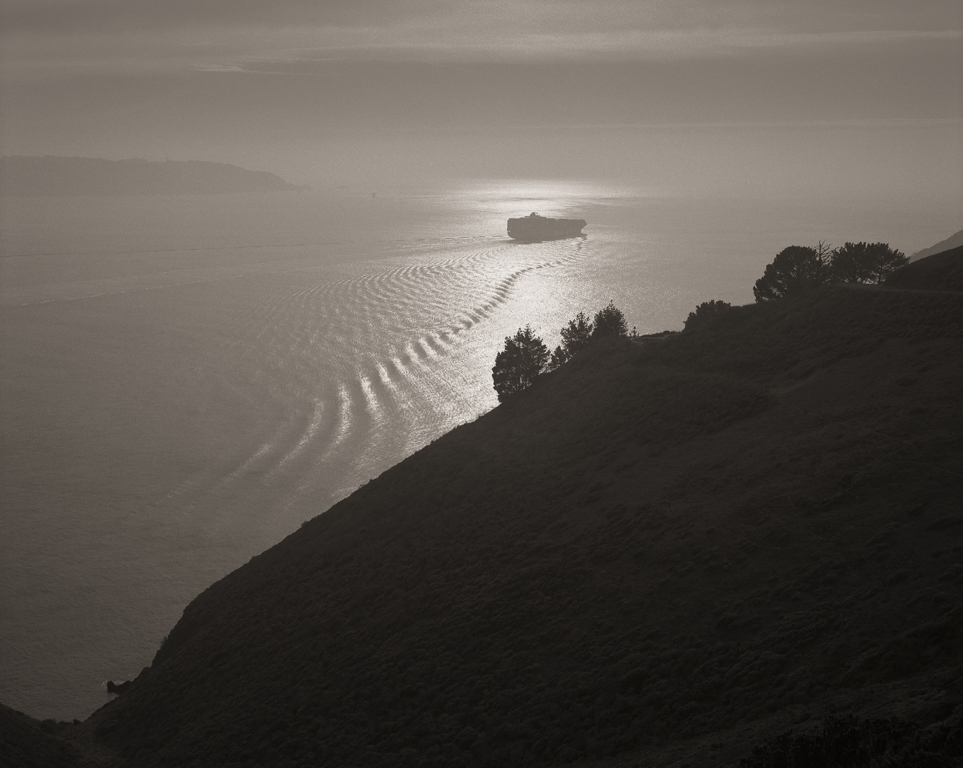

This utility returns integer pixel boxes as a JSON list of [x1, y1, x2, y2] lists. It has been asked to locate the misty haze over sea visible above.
[[1, 182, 959, 721], [1, 0, 962, 739]]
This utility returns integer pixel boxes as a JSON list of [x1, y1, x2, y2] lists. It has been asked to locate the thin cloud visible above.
[[3, 0, 960, 36], [1, 0, 960, 86], [192, 63, 249, 73], [190, 27, 963, 73], [0, 0, 441, 34], [7, 24, 959, 81]]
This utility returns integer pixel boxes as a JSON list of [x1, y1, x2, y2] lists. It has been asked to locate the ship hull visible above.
[[507, 215, 587, 242]]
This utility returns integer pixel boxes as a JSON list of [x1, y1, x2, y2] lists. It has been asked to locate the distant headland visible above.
[[910, 227, 963, 262], [0, 156, 309, 197]]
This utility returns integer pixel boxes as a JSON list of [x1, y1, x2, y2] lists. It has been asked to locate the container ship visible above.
[[507, 213, 587, 242]]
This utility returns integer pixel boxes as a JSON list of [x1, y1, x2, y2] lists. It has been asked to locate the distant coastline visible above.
[[0, 156, 309, 197], [910, 227, 963, 262]]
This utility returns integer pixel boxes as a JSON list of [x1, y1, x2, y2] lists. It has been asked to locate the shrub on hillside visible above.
[[683, 300, 733, 333], [753, 240, 908, 300], [832, 241, 908, 284], [753, 243, 834, 302], [549, 311, 594, 368], [592, 301, 628, 338], [492, 325, 550, 401], [490, 301, 632, 397], [547, 303, 629, 370]]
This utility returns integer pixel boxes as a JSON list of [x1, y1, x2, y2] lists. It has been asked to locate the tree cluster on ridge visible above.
[[492, 302, 628, 401], [494, 240, 908, 402], [686, 240, 908, 333], [752, 241, 907, 302]]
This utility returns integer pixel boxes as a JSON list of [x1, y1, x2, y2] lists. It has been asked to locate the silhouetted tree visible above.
[[548, 346, 567, 370], [492, 325, 550, 401], [549, 311, 594, 368], [561, 310, 594, 352], [683, 300, 733, 332], [592, 301, 628, 338], [753, 242, 834, 302], [831, 241, 908, 284]]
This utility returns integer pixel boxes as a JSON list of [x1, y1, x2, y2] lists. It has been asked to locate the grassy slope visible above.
[[0, 704, 82, 768], [912, 232, 963, 263], [83, 282, 962, 768], [886, 244, 963, 292]]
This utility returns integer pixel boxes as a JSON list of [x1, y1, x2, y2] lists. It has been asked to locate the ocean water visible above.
[[0, 180, 956, 721]]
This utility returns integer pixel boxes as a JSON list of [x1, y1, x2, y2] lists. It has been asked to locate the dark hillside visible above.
[[911, 229, 963, 262], [84, 283, 963, 767], [0, 704, 82, 767], [885, 244, 963, 292]]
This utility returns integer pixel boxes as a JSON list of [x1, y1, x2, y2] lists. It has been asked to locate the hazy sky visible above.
[[2, 0, 961, 199]]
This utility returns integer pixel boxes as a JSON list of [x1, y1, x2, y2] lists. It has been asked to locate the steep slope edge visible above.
[[885, 244, 963, 292], [911, 229, 963, 262], [87, 283, 963, 767], [0, 704, 82, 767]]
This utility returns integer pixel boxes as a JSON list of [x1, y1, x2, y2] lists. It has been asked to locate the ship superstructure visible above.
[[507, 213, 587, 242]]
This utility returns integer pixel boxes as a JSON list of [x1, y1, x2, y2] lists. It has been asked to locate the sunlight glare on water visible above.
[[446, 178, 659, 220], [1, 182, 957, 721]]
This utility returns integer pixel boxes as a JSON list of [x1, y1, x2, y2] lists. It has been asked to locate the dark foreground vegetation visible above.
[[493, 239, 909, 403], [885, 245, 963, 293], [0, 704, 82, 767], [739, 714, 962, 768], [7, 248, 963, 768], [752, 241, 908, 301], [492, 303, 629, 401]]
